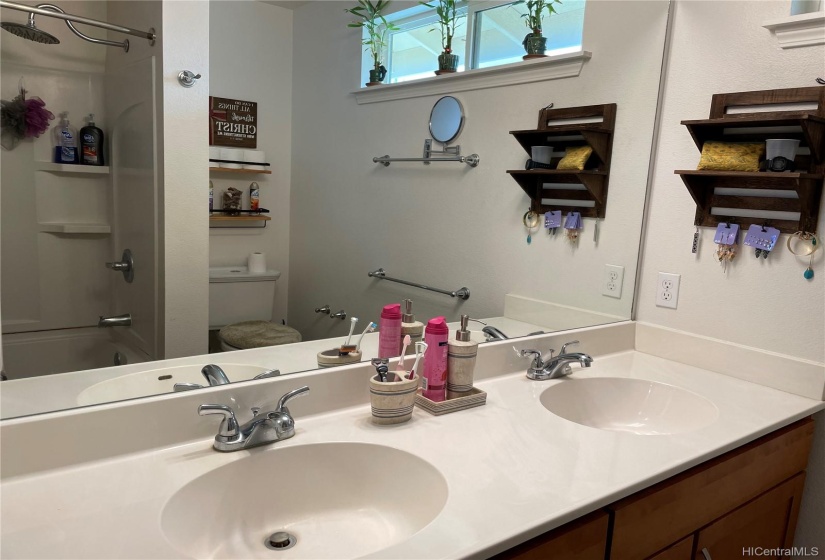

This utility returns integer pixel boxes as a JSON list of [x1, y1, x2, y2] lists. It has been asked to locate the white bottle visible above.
[[53, 112, 78, 164]]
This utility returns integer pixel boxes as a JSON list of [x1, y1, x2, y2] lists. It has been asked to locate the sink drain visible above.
[[264, 531, 297, 551]]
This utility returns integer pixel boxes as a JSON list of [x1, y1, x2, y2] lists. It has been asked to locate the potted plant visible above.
[[421, 0, 464, 74], [515, 0, 562, 59], [345, 0, 398, 86]]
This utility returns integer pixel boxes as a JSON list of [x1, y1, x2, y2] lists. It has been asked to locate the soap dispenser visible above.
[[53, 112, 78, 164], [80, 113, 104, 165], [400, 299, 423, 355], [447, 315, 480, 399]]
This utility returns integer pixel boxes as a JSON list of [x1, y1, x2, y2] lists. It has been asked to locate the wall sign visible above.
[[209, 96, 257, 148]]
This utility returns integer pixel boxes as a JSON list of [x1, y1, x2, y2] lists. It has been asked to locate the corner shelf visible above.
[[507, 104, 616, 218], [38, 222, 111, 234], [34, 162, 110, 175], [676, 87, 825, 234], [209, 167, 272, 175]]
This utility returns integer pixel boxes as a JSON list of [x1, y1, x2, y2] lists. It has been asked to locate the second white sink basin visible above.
[[161, 442, 448, 559], [540, 377, 718, 435]]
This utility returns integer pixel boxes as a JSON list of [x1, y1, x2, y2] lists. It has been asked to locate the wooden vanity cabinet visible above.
[[492, 418, 814, 560]]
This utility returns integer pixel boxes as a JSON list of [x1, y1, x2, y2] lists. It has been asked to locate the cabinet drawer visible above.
[[650, 536, 694, 560], [490, 510, 609, 560], [694, 473, 806, 560], [610, 418, 814, 560]]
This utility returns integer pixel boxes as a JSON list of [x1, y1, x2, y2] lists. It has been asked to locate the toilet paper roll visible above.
[[220, 148, 243, 169], [209, 146, 221, 163], [243, 150, 266, 170], [248, 252, 266, 274]]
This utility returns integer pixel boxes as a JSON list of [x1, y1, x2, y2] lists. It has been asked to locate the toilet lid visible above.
[[220, 321, 302, 349]]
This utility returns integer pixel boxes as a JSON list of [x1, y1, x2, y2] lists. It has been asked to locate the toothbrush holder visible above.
[[317, 348, 362, 368], [369, 371, 419, 425]]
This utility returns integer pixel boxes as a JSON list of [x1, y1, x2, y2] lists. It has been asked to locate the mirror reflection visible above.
[[0, 0, 671, 419]]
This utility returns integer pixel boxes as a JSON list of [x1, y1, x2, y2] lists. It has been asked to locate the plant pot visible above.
[[366, 65, 387, 87], [522, 34, 547, 59], [435, 53, 459, 75]]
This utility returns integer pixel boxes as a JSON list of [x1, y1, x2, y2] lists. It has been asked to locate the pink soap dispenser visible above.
[[422, 316, 449, 402], [378, 303, 402, 358]]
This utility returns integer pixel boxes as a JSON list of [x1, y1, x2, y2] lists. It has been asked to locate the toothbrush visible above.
[[355, 321, 377, 353], [339, 317, 359, 354], [409, 341, 428, 379], [398, 334, 411, 371]]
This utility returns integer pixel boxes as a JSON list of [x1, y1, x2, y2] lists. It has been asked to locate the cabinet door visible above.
[[694, 474, 805, 560], [490, 510, 609, 560], [650, 536, 694, 560]]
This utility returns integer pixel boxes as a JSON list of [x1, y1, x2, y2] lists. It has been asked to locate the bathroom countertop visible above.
[[0, 316, 549, 419], [1, 349, 823, 559]]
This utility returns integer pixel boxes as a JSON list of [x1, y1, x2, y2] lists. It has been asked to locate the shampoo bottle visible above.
[[447, 315, 479, 399], [378, 303, 402, 359], [53, 112, 78, 164], [422, 316, 449, 402], [400, 299, 424, 355], [80, 113, 104, 165]]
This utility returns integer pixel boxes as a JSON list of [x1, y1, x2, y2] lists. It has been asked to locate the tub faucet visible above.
[[173, 366, 280, 392], [198, 385, 310, 452], [515, 340, 593, 380], [482, 326, 509, 340], [98, 313, 131, 327]]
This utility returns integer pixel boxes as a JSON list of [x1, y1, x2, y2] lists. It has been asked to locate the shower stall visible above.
[[0, 0, 160, 378]]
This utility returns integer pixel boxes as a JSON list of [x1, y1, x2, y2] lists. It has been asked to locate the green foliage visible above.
[[345, 0, 399, 70], [512, 0, 562, 35], [420, 0, 465, 53]]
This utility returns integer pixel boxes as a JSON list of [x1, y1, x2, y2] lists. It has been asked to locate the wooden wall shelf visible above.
[[209, 215, 271, 229], [209, 167, 272, 175], [677, 87, 825, 234], [507, 104, 616, 218]]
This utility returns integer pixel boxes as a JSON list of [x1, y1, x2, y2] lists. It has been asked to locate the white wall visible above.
[[208, 1, 293, 326], [289, 1, 669, 341], [636, 1, 825, 552]]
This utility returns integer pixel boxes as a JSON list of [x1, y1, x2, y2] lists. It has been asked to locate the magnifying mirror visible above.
[[429, 96, 465, 145]]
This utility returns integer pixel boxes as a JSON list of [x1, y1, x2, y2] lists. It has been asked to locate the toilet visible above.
[[208, 266, 301, 351]]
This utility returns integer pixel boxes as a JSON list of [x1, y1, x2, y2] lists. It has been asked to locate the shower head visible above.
[[0, 20, 59, 44]]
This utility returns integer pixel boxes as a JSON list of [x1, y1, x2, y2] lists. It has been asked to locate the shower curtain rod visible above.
[[0, 0, 156, 43]]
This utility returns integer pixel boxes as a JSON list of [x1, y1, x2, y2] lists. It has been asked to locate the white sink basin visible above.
[[161, 442, 448, 559], [540, 377, 718, 435], [76, 363, 270, 405]]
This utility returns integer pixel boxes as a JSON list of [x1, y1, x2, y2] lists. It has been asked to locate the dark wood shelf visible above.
[[209, 167, 272, 175], [507, 104, 616, 218], [676, 86, 825, 234], [209, 214, 271, 228]]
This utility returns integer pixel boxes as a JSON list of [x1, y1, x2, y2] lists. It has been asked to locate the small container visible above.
[[249, 182, 260, 211], [317, 348, 361, 368], [765, 139, 800, 161], [53, 112, 78, 164], [400, 299, 424, 355], [80, 113, 104, 166], [369, 371, 418, 425], [422, 316, 449, 402], [378, 303, 402, 359], [447, 314, 479, 400], [531, 145, 554, 164]]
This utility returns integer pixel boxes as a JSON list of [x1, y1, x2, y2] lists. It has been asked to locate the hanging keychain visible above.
[[523, 209, 539, 245], [691, 226, 700, 255], [787, 231, 820, 280], [544, 210, 561, 236], [593, 218, 600, 245], [713, 222, 739, 273]]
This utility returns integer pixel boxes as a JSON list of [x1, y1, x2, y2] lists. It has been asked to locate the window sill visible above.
[[352, 50, 592, 105], [762, 12, 825, 49]]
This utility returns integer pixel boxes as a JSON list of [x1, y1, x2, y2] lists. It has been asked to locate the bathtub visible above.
[[1, 327, 148, 380]]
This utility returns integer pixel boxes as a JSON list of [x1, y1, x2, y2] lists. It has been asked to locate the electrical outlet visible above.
[[602, 264, 624, 298], [655, 272, 680, 309]]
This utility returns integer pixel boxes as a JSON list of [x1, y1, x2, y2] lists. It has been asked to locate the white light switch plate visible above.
[[602, 264, 624, 298], [655, 272, 680, 309]]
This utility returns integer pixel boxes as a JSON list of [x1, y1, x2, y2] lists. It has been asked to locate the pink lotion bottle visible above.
[[378, 303, 402, 359], [422, 316, 449, 402]]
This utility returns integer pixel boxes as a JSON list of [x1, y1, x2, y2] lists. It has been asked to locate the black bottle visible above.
[[80, 113, 105, 166]]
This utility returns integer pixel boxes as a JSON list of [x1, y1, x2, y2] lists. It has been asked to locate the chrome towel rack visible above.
[[373, 139, 479, 168], [368, 268, 470, 300]]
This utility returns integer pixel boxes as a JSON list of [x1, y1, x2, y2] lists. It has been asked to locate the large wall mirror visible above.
[[0, 0, 671, 418]]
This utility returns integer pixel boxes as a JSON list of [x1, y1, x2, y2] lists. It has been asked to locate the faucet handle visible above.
[[560, 340, 579, 355], [514, 347, 544, 368], [174, 382, 204, 392], [198, 404, 239, 438], [253, 369, 281, 380], [276, 386, 310, 415]]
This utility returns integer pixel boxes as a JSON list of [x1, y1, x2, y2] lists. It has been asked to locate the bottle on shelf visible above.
[[53, 112, 78, 164], [79, 113, 105, 166]]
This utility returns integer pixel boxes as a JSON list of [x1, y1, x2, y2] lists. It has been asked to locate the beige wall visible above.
[[208, 1, 293, 326], [288, 0, 669, 341]]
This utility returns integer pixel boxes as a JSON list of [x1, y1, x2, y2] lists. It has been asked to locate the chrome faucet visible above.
[[515, 340, 593, 380], [173, 365, 280, 392], [482, 325, 509, 340], [97, 313, 131, 327], [198, 386, 310, 452]]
